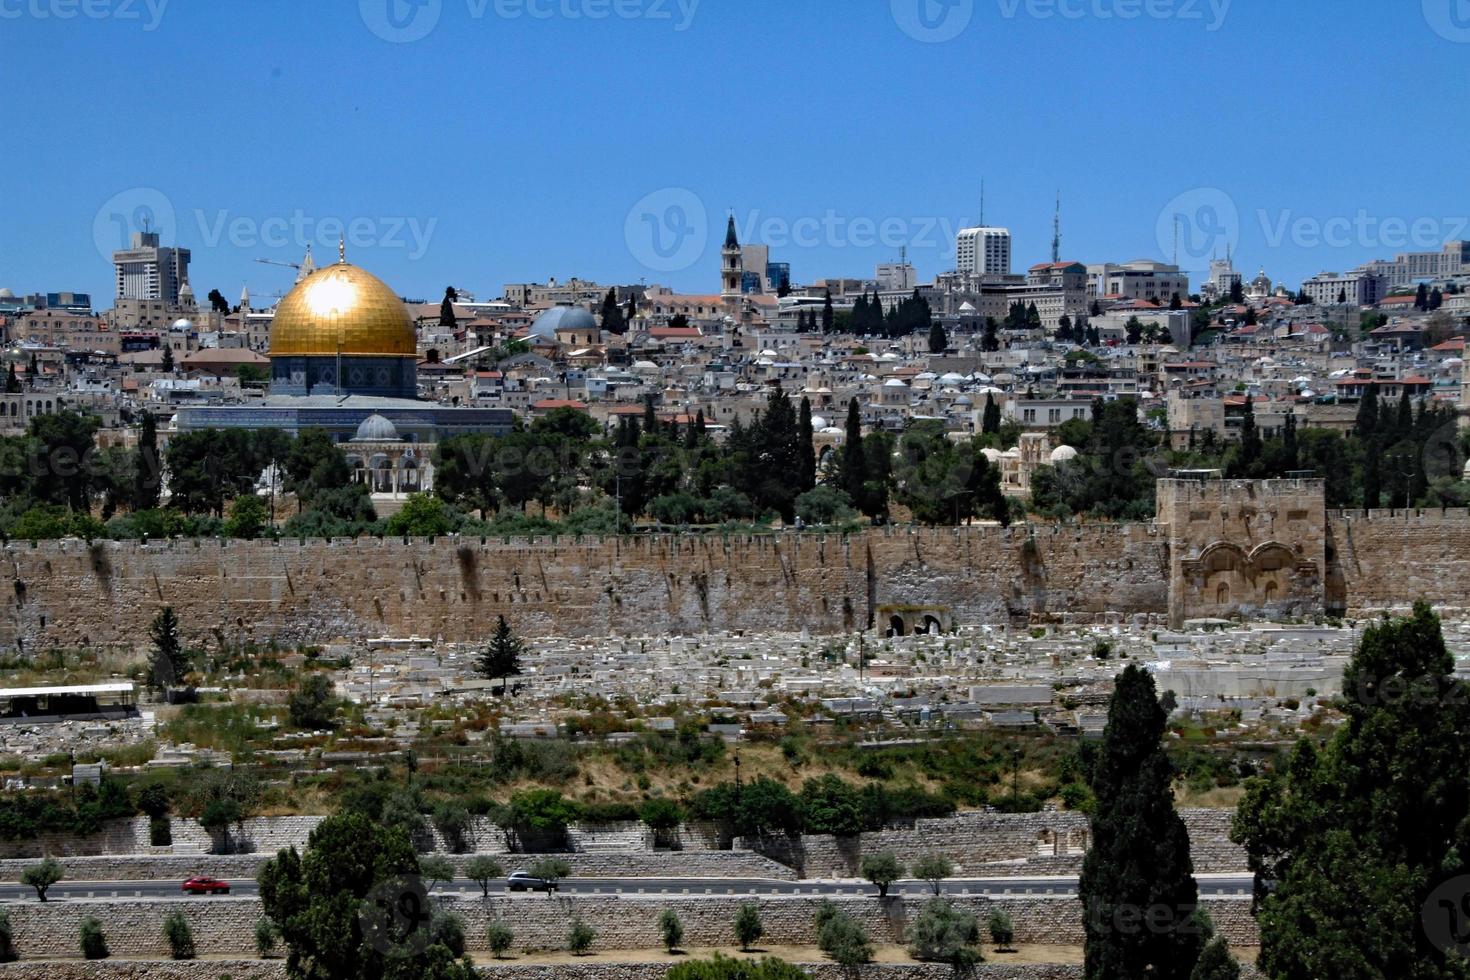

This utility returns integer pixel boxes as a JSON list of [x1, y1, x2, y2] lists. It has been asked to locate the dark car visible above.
[[181, 876, 231, 895], [506, 870, 556, 893]]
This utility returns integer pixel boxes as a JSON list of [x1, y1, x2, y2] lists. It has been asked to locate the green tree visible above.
[[0, 908, 14, 963], [257, 811, 477, 980], [659, 908, 685, 953], [225, 492, 269, 539], [734, 903, 763, 950], [255, 917, 279, 959], [79, 915, 108, 960], [1188, 937, 1239, 980], [465, 856, 503, 898], [666, 955, 811, 980], [528, 856, 572, 890], [432, 802, 473, 853], [987, 908, 1015, 952], [860, 851, 904, 898], [799, 775, 864, 836], [913, 853, 952, 895], [640, 798, 685, 848], [148, 606, 187, 692], [1080, 664, 1203, 980], [798, 397, 817, 494], [440, 287, 458, 330], [2, 363, 18, 394], [283, 429, 352, 512], [20, 857, 62, 901], [163, 912, 196, 960], [384, 493, 455, 537], [928, 321, 948, 353], [287, 674, 337, 730], [1234, 602, 1470, 979], [477, 615, 525, 695], [419, 855, 455, 892], [567, 917, 596, 955], [908, 898, 982, 970], [817, 908, 872, 968], [486, 919, 515, 959]]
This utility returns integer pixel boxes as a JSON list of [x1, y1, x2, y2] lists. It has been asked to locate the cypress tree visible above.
[[1395, 391, 1413, 444], [798, 397, 816, 493], [821, 291, 834, 333], [1354, 384, 1379, 440], [440, 287, 459, 330], [133, 412, 161, 511], [3, 363, 18, 393], [839, 399, 867, 506], [928, 321, 948, 353], [1080, 665, 1204, 980], [981, 395, 1001, 435], [1362, 445, 1381, 509]]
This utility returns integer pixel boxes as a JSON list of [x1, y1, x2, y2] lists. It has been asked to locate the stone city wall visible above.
[[1326, 509, 1470, 618], [0, 963, 1268, 980], [0, 893, 1259, 960], [1, 526, 1169, 651]]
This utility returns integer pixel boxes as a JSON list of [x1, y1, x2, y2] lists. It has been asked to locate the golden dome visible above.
[[269, 262, 416, 358]]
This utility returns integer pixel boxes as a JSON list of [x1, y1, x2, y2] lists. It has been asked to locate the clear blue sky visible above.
[[2, 0, 1467, 307]]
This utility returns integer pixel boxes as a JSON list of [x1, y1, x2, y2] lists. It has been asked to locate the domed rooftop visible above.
[[269, 261, 415, 358], [171, 318, 194, 331], [1051, 445, 1080, 463], [354, 413, 400, 442], [530, 304, 597, 339], [0, 288, 13, 299]]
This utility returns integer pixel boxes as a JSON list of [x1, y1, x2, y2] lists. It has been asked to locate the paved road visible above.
[[0, 874, 1256, 903]]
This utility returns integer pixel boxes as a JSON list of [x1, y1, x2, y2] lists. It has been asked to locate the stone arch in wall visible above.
[[1180, 540, 1320, 622], [878, 605, 954, 637]]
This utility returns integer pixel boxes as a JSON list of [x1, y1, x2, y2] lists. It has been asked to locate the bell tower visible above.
[[721, 213, 743, 306]]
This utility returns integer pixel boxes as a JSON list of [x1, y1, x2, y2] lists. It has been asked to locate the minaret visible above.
[[721, 214, 743, 310]]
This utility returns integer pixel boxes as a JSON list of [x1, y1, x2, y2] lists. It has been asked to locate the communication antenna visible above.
[[1051, 191, 1062, 264], [979, 179, 986, 227]]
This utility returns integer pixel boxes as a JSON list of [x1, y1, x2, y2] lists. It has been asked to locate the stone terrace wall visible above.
[[0, 816, 325, 860], [1327, 509, 1470, 617], [0, 894, 1259, 960], [1, 526, 1169, 650], [0, 848, 796, 883], [744, 809, 1244, 878]]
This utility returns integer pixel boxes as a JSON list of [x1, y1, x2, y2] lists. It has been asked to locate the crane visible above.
[[254, 245, 317, 283]]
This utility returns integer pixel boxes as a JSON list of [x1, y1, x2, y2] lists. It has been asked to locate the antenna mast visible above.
[[1051, 191, 1061, 264]]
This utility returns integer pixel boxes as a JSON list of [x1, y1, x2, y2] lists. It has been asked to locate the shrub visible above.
[[659, 908, 684, 952], [0, 908, 15, 962], [432, 802, 473, 853], [817, 909, 872, 968], [908, 898, 981, 969], [486, 919, 514, 959], [429, 911, 466, 957], [567, 917, 596, 955], [665, 955, 811, 980], [987, 908, 1015, 952], [163, 912, 196, 960], [254, 918, 278, 959], [79, 916, 108, 960], [734, 903, 763, 951]]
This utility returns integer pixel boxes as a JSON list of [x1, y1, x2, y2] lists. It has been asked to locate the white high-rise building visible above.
[[113, 231, 190, 303], [956, 227, 1011, 277]]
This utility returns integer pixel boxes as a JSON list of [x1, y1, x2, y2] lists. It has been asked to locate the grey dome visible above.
[[530, 304, 597, 338], [353, 413, 399, 442]]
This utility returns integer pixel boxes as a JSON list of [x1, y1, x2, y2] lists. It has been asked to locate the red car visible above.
[[181, 876, 231, 895]]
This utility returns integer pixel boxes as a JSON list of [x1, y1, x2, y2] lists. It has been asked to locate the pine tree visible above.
[[148, 606, 187, 692], [440, 287, 458, 330], [1080, 665, 1204, 980], [821, 291, 834, 333], [476, 616, 525, 695]]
